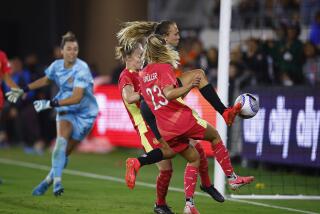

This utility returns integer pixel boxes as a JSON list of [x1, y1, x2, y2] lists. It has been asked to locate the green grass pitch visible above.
[[0, 148, 319, 214]]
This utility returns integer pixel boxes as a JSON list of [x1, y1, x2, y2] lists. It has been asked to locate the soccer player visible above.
[[116, 39, 224, 213], [117, 42, 175, 213], [6, 32, 99, 196], [118, 21, 251, 195], [0, 50, 20, 107], [138, 35, 254, 214], [117, 21, 240, 127]]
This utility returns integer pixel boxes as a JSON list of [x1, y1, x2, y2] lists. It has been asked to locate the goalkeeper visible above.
[[6, 32, 98, 196]]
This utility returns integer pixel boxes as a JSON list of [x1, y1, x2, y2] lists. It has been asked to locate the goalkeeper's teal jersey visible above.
[[45, 58, 98, 118]]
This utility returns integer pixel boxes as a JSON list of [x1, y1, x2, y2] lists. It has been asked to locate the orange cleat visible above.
[[125, 158, 141, 189], [228, 175, 255, 190], [222, 102, 242, 126], [183, 203, 200, 214]]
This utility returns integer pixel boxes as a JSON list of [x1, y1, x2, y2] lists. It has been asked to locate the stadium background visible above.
[[1, 0, 320, 213]]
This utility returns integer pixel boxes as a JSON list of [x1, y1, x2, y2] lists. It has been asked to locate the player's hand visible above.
[[191, 75, 201, 88], [5, 88, 24, 103], [33, 100, 52, 112], [222, 102, 242, 126]]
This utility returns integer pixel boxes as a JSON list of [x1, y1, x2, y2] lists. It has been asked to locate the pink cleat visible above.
[[125, 158, 140, 189], [183, 203, 200, 214], [222, 102, 242, 126], [228, 175, 255, 190]]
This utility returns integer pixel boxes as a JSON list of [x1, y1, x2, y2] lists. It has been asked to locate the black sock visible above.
[[199, 84, 227, 115], [138, 148, 163, 166]]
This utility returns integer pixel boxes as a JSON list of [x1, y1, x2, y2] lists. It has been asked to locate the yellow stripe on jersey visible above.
[[124, 101, 145, 127], [138, 123, 153, 152], [176, 97, 207, 128], [192, 109, 207, 128]]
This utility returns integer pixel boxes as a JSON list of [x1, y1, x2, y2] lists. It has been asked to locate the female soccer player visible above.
[[6, 32, 99, 196], [117, 21, 240, 127], [119, 21, 251, 195], [117, 41, 177, 214], [136, 34, 254, 214], [117, 39, 226, 214]]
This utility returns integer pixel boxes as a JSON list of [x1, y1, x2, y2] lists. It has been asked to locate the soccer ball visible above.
[[234, 93, 259, 119]]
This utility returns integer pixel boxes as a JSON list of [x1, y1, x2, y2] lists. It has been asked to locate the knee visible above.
[[52, 137, 67, 157], [157, 160, 173, 171], [161, 147, 176, 159], [189, 150, 200, 167], [195, 69, 206, 78]]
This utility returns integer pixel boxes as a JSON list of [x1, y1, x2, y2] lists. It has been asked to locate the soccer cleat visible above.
[[32, 180, 51, 196], [228, 175, 255, 190], [154, 204, 174, 214], [200, 185, 224, 202], [53, 182, 64, 196], [183, 203, 200, 214], [222, 103, 242, 126], [125, 158, 141, 189]]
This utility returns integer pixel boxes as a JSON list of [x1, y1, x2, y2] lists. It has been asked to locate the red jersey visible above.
[[139, 63, 195, 141], [0, 50, 11, 110], [118, 68, 144, 131], [0, 50, 11, 76]]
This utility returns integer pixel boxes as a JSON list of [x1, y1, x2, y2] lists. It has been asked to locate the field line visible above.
[[0, 158, 318, 214]]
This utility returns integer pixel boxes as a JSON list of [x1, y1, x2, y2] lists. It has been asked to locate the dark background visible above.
[[0, 0, 147, 74]]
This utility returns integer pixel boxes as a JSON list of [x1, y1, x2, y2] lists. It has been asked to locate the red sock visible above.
[[184, 165, 198, 199], [194, 143, 211, 187], [156, 170, 172, 206], [212, 141, 234, 177]]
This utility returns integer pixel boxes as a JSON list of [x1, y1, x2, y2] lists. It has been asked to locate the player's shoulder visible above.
[[75, 58, 89, 70], [48, 59, 63, 70], [118, 68, 130, 80]]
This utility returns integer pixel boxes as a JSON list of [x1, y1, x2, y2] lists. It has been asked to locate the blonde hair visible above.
[[117, 21, 157, 50], [115, 42, 142, 63], [144, 34, 180, 68]]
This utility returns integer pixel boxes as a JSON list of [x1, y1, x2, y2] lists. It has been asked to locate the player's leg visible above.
[[203, 123, 254, 190], [189, 139, 224, 202], [178, 69, 241, 126], [126, 129, 176, 189], [179, 145, 200, 214], [51, 119, 72, 196], [32, 119, 72, 196], [154, 159, 174, 214], [31, 157, 69, 196]]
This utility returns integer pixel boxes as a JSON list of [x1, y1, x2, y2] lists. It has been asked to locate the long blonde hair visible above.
[[144, 34, 180, 68], [117, 21, 157, 50]]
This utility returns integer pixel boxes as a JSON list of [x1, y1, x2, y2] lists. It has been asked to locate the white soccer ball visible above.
[[234, 93, 259, 119]]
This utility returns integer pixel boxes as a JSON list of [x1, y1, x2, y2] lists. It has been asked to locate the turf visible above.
[[0, 148, 319, 214]]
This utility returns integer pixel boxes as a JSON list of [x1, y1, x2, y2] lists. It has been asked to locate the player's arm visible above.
[[3, 73, 19, 88], [33, 87, 84, 112], [122, 85, 140, 104], [6, 76, 52, 103], [57, 87, 84, 106], [162, 75, 201, 101], [27, 76, 51, 90]]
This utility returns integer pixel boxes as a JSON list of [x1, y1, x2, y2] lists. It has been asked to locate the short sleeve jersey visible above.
[[45, 58, 98, 118], [139, 63, 195, 141]]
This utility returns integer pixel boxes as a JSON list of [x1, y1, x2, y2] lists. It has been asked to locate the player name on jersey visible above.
[[143, 73, 158, 83]]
